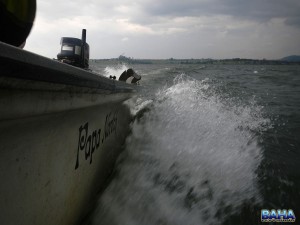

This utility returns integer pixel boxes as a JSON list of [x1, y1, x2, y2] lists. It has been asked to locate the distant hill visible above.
[[281, 55, 300, 62]]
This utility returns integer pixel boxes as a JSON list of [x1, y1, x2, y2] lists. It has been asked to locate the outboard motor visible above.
[[57, 29, 89, 69], [119, 68, 141, 84]]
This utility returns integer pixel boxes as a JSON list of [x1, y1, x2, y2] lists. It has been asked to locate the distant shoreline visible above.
[[91, 57, 300, 65]]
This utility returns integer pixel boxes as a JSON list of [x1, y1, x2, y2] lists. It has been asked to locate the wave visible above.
[[89, 74, 271, 225]]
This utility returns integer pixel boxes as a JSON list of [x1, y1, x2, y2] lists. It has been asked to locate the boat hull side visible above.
[[0, 94, 132, 225]]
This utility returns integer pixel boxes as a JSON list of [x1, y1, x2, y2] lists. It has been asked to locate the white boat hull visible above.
[[0, 100, 131, 225], [0, 42, 135, 225]]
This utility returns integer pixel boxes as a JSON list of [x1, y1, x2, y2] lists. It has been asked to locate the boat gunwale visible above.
[[0, 41, 135, 93]]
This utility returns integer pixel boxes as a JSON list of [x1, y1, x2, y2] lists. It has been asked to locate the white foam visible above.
[[124, 97, 153, 117], [90, 74, 271, 225], [104, 64, 129, 79]]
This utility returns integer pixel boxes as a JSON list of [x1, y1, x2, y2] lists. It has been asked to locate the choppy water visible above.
[[87, 62, 300, 225]]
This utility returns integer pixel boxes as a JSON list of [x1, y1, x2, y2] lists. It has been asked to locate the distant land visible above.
[[281, 55, 300, 62], [92, 55, 300, 65]]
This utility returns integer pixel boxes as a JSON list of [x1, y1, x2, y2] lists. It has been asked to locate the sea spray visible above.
[[104, 64, 129, 79], [89, 62, 129, 79], [90, 74, 271, 225]]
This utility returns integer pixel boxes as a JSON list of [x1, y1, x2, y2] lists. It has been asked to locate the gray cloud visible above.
[[25, 0, 300, 59], [285, 16, 300, 27], [140, 0, 300, 27], [36, 0, 300, 28]]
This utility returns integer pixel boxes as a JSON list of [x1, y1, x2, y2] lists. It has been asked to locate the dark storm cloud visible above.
[[285, 16, 300, 27], [142, 0, 300, 27]]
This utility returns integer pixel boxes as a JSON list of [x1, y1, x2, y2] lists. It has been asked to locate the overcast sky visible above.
[[25, 0, 300, 59]]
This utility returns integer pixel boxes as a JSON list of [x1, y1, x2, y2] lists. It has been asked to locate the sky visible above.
[[25, 0, 300, 59]]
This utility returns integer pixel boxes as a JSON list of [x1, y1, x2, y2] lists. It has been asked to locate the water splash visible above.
[[89, 74, 271, 225], [104, 64, 129, 79]]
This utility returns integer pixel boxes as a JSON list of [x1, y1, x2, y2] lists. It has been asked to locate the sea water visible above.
[[86, 62, 300, 225]]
